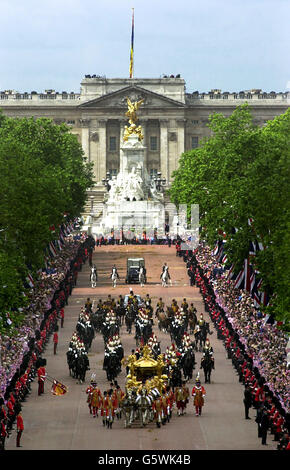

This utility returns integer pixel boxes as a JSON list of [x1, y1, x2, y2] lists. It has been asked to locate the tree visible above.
[[169, 104, 290, 329], [0, 114, 94, 329]]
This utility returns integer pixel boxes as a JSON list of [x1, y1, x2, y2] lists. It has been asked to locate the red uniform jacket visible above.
[[17, 414, 24, 431]]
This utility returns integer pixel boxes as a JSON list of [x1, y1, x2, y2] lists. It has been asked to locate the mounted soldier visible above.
[[160, 262, 171, 287], [110, 264, 120, 288], [200, 338, 215, 383]]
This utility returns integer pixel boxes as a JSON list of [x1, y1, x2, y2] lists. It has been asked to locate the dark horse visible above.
[[125, 304, 135, 334], [200, 350, 214, 383], [181, 349, 196, 381], [103, 352, 121, 382], [196, 322, 212, 351]]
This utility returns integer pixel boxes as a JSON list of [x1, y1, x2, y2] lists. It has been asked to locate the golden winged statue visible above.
[[124, 97, 144, 142]]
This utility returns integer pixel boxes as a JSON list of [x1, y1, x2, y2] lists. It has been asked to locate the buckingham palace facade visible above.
[[1, 76, 289, 214]]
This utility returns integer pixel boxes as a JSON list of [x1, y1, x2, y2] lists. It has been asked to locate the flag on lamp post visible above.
[[129, 9, 134, 78]]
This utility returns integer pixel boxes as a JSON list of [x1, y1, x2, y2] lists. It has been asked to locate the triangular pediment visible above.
[[79, 85, 185, 109]]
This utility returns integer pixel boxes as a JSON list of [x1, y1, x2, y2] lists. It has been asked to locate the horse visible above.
[[75, 353, 90, 384], [200, 350, 214, 383], [161, 266, 171, 287], [199, 322, 212, 349], [122, 390, 136, 428], [181, 349, 196, 381], [125, 304, 135, 334], [188, 311, 197, 334], [169, 364, 182, 389], [156, 311, 170, 333], [111, 267, 119, 288], [116, 304, 126, 326], [90, 310, 104, 332], [103, 352, 121, 382], [139, 267, 145, 287], [135, 388, 152, 427], [66, 349, 76, 377], [134, 319, 152, 347], [90, 266, 97, 288]]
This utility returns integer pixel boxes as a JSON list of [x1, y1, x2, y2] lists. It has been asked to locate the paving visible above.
[[6, 244, 277, 450]]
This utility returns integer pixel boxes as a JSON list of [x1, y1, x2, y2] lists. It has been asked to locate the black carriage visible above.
[[125, 258, 146, 284]]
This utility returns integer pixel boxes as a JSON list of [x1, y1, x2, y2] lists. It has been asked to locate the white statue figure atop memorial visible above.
[[107, 166, 145, 202], [127, 166, 144, 201], [107, 176, 118, 203]]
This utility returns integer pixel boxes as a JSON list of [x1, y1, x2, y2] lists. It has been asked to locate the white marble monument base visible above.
[[99, 200, 165, 234]]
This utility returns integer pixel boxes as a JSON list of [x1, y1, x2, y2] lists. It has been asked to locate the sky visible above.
[[0, 0, 289, 94]]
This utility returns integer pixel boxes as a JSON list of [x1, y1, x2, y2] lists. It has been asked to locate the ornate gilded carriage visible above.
[[124, 345, 168, 394]]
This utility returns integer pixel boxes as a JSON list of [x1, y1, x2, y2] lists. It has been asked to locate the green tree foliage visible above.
[[0, 114, 94, 329], [169, 105, 290, 329]]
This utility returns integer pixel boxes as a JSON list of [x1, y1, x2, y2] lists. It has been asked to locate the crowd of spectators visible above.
[[177, 240, 290, 450], [0, 226, 95, 449], [94, 225, 174, 246]]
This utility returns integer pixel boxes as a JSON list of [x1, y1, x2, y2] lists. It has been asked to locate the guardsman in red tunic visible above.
[[16, 411, 24, 447], [192, 375, 206, 416], [0, 419, 7, 450], [182, 381, 190, 412], [166, 386, 175, 421], [90, 383, 102, 418], [86, 381, 94, 415], [60, 308, 65, 328], [161, 389, 168, 425], [100, 392, 107, 426], [175, 385, 186, 416], [53, 330, 59, 355], [104, 390, 114, 428], [7, 396, 15, 432], [37, 364, 46, 395], [113, 385, 124, 420], [152, 395, 163, 428]]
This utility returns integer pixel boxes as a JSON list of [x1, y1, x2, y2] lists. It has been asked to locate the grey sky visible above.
[[0, 0, 289, 93]]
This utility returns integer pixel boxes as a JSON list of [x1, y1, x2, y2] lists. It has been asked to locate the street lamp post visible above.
[[154, 171, 166, 191], [102, 171, 111, 191]]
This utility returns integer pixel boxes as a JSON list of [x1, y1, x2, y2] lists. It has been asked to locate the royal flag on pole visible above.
[[51, 379, 68, 396], [129, 9, 134, 78]]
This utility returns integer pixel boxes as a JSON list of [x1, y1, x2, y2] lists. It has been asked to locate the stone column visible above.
[[176, 119, 186, 169], [160, 119, 169, 183], [79, 118, 91, 162], [98, 119, 107, 180]]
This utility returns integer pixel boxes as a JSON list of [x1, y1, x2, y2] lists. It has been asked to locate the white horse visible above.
[[161, 266, 171, 287], [90, 267, 97, 288], [135, 388, 152, 427], [139, 267, 145, 287], [111, 267, 119, 288]]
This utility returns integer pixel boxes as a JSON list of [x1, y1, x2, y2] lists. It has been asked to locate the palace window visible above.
[[109, 136, 117, 152], [67, 120, 75, 125], [150, 136, 158, 151], [191, 120, 199, 125], [191, 136, 199, 149]]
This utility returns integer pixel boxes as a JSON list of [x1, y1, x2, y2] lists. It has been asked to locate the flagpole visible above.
[[129, 8, 134, 79]]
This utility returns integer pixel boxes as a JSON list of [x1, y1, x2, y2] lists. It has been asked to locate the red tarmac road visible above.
[[6, 245, 276, 450]]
